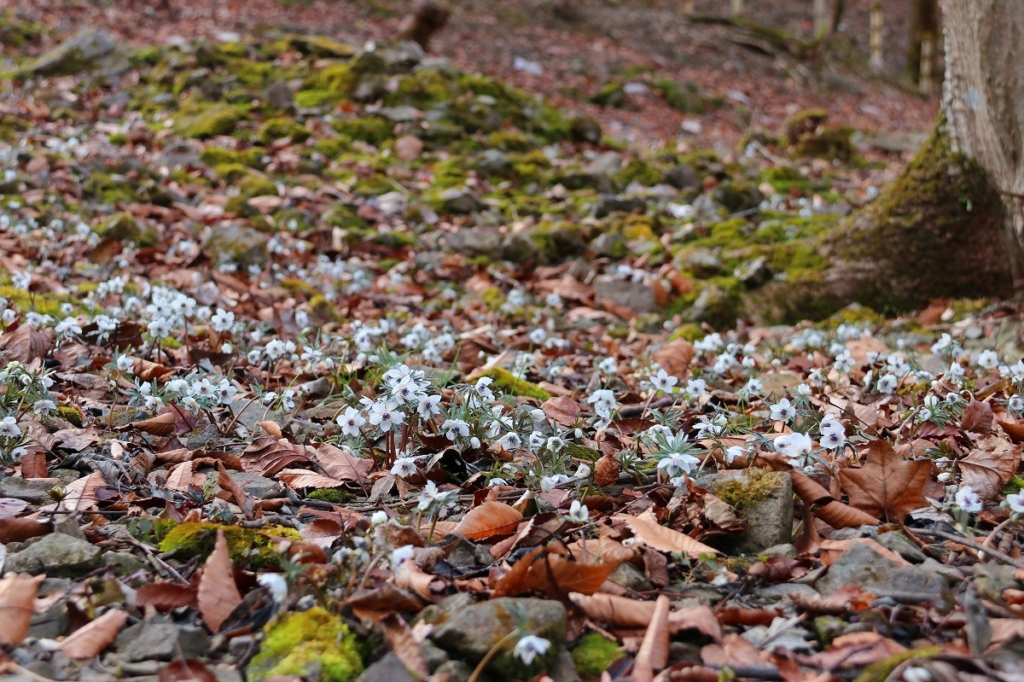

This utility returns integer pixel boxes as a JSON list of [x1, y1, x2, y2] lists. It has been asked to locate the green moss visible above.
[[528, 221, 585, 263], [295, 89, 341, 108], [853, 648, 941, 682], [619, 214, 659, 242], [564, 443, 602, 461], [213, 162, 251, 182], [309, 295, 340, 324], [479, 286, 505, 312], [314, 136, 350, 158], [477, 367, 551, 401], [248, 608, 363, 682], [710, 468, 782, 512], [655, 79, 721, 115], [331, 117, 393, 146], [258, 117, 312, 145], [107, 133, 128, 145], [175, 102, 248, 139], [236, 173, 279, 199], [307, 488, 350, 503], [486, 130, 535, 153], [55, 404, 84, 428], [159, 522, 302, 569], [97, 213, 159, 247], [819, 303, 884, 329], [590, 81, 626, 108], [571, 633, 624, 679], [83, 173, 135, 204], [616, 158, 662, 187], [668, 324, 705, 342], [0, 12, 45, 47], [303, 63, 359, 99], [280, 277, 320, 297], [200, 146, 264, 168]]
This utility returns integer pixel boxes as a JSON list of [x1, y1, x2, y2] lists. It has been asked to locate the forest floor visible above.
[[1, 3, 1023, 682]]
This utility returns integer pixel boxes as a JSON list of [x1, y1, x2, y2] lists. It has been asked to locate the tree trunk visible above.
[[761, 0, 1022, 322], [907, 0, 939, 83]]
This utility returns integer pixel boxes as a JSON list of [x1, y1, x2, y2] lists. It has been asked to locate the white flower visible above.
[[368, 400, 404, 432], [0, 416, 22, 438], [441, 419, 470, 441], [774, 432, 813, 460], [797, 383, 811, 396], [540, 474, 570, 492], [114, 354, 134, 373], [820, 429, 845, 450], [567, 500, 589, 523], [685, 378, 707, 399], [597, 357, 618, 374], [876, 374, 898, 394], [834, 350, 854, 373], [32, 400, 56, 415], [769, 398, 795, 423], [977, 349, 1000, 370], [657, 452, 700, 478], [191, 378, 216, 399], [648, 368, 678, 394], [947, 362, 965, 379], [264, 339, 287, 360], [573, 463, 591, 479], [417, 394, 442, 419], [11, 271, 31, 290], [337, 407, 366, 437], [371, 510, 388, 525], [545, 436, 566, 453], [820, 414, 844, 438], [586, 389, 618, 419], [391, 545, 415, 566], [743, 378, 762, 396], [954, 486, 983, 513], [216, 380, 238, 405], [725, 445, 745, 464], [528, 327, 547, 345], [211, 308, 235, 332], [1009, 395, 1024, 413], [391, 457, 418, 478], [1003, 491, 1024, 514], [886, 355, 911, 378], [55, 317, 81, 337], [514, 635, 551, 666]]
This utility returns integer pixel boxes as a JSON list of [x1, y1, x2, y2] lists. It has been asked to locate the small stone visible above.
[[583, 151, 623, 177], [876, 532, 927, 563], [608, 562, 653, 592], [569, 116, 603, 144], [735, 256, 774, 287], [590, 231, 627, 258], [687, 285, 736, 328], [439, 188, 483, 215], [5, 532, 102, 577], [712, 181, 764, 213], [102, 551, 146, 575], [356, 652, 417, 682], [446, 228, 503, 258], [378, 106, 423, 123], [761, 543, 799, 559], [594, 277, 658, 314], [262, 81, 294, 112], [22, 29, 129, 77], [501, 232, 542, 264], [0, 477, 58, 504], [475, 149, 513, 176], [815, 541, 950, 602], [696, 469, 794, 555], [430, 598, 565, 675], [593, 194, 645, 219], [422, 640, 450, 672], [117, 621, 209, 662], [690, 193, 722, 223], [663, 164, 701, 191], [684, 249, 723, 278], [29, 600, 69, 639], [201, 223, 269, 268], [227, 471, 284, 500], [395, 135, 424, 162]]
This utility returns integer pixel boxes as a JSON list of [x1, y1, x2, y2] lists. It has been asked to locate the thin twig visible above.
[[121, 534, 190, 584], [913, 528, 1024, 569]]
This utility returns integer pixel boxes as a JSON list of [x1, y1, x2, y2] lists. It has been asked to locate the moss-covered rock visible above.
[[97, 213, 159, 247], [571, 633, 624, 679], [175, 102, 247, 139], [783, 109, 854, 161], [201, 223, 270, 268], [248, 607, 363, 682], [331, 117, 394, 146], [474, 367, 551, 401], [158, 522, 302, 568], [200, 146, 265, 168], [257, 117, 312, 145]]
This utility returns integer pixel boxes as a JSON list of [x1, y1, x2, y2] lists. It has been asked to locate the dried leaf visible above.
[[165, 461, 195, 492], [61, 471, 104, 512], [314, 443, 373, 482], [136, 582, 199, 611], [0, 515, 51, 543], [277, 469, 345, 489], [492, 548, 620, 597], [962, 400, 995, 433], [158, 660, 219, 682], [0, 325, 55, 364], [241, 436, 311, 477], [0, 574, 45, 646], [594, 452, 620, 487], [126, 412, 177, 436], [256, 420, 283, 439], [998, 416, 1024, 443], [381, 613, 430, 679], [651, 339, 694, 379], [634, 595, 671, 682], [958, 435, 1021, 501], [616, 510, 721, 558], [542, 396, 580, 426], [570, 593, 721, 640], [0, 498, 28, 519], [451, 501, 523, 541], [60, 609, 129, 659], [197, 530, 242, 633], [20, 452, 47, 479], [838, 441, 931, 522]]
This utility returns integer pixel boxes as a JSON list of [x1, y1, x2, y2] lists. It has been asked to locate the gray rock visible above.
[[593, 194, 645, 219], [356, 652, 417, 682], [227, 471, 283, 500], [433, 660, 473, 681], [201, 223, 269, 268], [590, 231, 627, 258], [762, 543, 799, 559], [263, 80, 294, 112], [0, 477, 58, 504], [876, 532, 927, 563], [439, 188, 483, 215], [422, 640, 450, 672], [29, 600, 69, 639], [735, 256, 773, 287], [117, 621, 209, 662], [501, 232, 542, 264], [698, 469, 794, 555], [608, 562, 653, 592], [973, 563, 1022, 601], [594, 277, 658, 313], [712, 181, 764, 213], [447, 228, 503, 258], [376, 42, 425, 71], [476, 149, 513, 176], [684, 249, 723, 278], [663, 164, 701, 191], [158, 141, 204, 169], [570, 116, 603, 144], [22, 29, 129, 77], [5, 532, 102, 577], [815, 541, 951, 603], [687, 285, 736, 328], [690, 193, 722, 223], [414, 592, 478, 628], [756, 583, 819, 603], [551, 648, 582, 682], [430, 598, 565, 675], [378, 106, 423, 123], [102, 551, 146, 575]]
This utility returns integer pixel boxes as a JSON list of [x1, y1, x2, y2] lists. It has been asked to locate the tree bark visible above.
[[907, 0, 939, 83], [941, 0, 1024, 295]]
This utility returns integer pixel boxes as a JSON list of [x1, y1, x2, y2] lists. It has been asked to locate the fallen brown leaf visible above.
[[837, 441, 931, 522], [0, 574, 45, 646], [241, 436, 311, 477], [60, 609, 129, 659], [616, 510, 720, 559], [136, 582, 199, 611], [158, 660, 219, 682], [958, 435, 1021, 501], [197, 530, 242, 633], [381, 613, 430, 679], [633, 595, 671, 682], [451, 501, 523, 541], [0, 325, 55, 363]]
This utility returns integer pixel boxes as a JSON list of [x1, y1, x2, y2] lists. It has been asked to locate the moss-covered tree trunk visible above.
[[794, 0, 1024, 315]]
